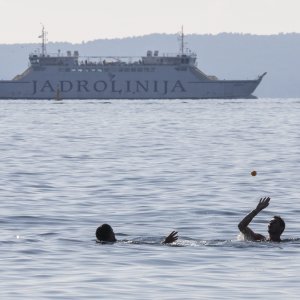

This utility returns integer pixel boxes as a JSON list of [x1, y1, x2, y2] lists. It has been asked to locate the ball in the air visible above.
[[251, 170, 257, 176]]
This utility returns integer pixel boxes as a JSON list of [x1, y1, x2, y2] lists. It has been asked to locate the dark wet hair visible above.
[[274, 216, 285, 234], [95, 224, 116, 242]]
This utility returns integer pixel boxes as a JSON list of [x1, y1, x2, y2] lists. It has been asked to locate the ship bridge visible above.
[[142, 50, 196, 66], [29, 51, 79, 67]]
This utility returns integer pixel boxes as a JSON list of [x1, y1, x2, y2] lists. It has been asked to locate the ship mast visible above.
[[179, 26, 186, 56], [39, 25, 47, 56], [180, 26, 184, 55]]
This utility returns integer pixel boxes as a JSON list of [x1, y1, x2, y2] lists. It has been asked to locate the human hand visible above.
[[163, 231, 178, 244], [256, 197, 270, 211]]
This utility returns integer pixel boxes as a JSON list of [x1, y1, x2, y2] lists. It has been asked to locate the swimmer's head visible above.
[[268, 216, 285, 236], [95, 224, 116, 242]]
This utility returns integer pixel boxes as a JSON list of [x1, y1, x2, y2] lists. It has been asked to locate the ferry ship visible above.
[[0, 28, 266, 100]]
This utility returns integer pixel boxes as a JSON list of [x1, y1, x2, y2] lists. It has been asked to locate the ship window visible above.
[[119, 68, 123, 72], [131, 68, 136, 72], [124, 68, 129, 72], [137, 68, 143, 72]]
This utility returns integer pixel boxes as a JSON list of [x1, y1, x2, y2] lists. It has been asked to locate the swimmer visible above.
[[95, 223, 178, 244], [95, 224, 117, 243], [238, 197, 285, 242]]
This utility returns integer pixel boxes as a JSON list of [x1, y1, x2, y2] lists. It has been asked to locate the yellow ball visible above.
[[251, 170, 257, 176]]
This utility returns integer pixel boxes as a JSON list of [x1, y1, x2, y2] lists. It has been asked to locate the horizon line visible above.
[[1, 31, 300, 45]]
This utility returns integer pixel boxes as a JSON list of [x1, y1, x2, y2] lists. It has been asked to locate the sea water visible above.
[[0, 99, 299, 299]]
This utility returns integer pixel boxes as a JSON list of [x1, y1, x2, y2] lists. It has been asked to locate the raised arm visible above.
[[238, 197, 270, 241], [162, 231, 178, 244]]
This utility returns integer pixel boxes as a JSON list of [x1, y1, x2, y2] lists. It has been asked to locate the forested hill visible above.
[[1, 33, 300, 98]]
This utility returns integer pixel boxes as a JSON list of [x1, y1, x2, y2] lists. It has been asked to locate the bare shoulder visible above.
[[252, 233, 266, 241], [241, 227, 266, 241]]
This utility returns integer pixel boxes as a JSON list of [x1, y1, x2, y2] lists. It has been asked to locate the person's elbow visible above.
[[238, 222, 244, 232]]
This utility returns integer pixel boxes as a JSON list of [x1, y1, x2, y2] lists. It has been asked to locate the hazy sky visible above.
[[1, 0, 300, 43]]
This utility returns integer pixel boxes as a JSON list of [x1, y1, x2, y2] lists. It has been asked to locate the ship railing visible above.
[[79, 55, 141, 62], [78, 56, 143, 66], [160, 52, 197, 58]]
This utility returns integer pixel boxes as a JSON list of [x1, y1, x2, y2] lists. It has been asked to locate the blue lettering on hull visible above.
[[32, 80, 186, 96]]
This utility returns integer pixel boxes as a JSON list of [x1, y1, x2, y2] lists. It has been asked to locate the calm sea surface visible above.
[[0, 99, 300, 299]]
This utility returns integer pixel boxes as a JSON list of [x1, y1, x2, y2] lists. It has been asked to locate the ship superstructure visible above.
[[0, 27, 266, 99]]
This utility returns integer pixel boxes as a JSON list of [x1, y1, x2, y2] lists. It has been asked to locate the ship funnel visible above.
[[67, 51, 71, 57], [147, 50, 152, 57], [74, 51, 79, 57], [154, 50, 159, 56]]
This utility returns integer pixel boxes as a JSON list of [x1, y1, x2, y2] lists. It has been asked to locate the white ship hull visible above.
[[0, 66, 264, 99], [0, 28, 266, 100]]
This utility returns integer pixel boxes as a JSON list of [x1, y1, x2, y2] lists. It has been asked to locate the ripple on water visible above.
[[1, 99, 300, 299]]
